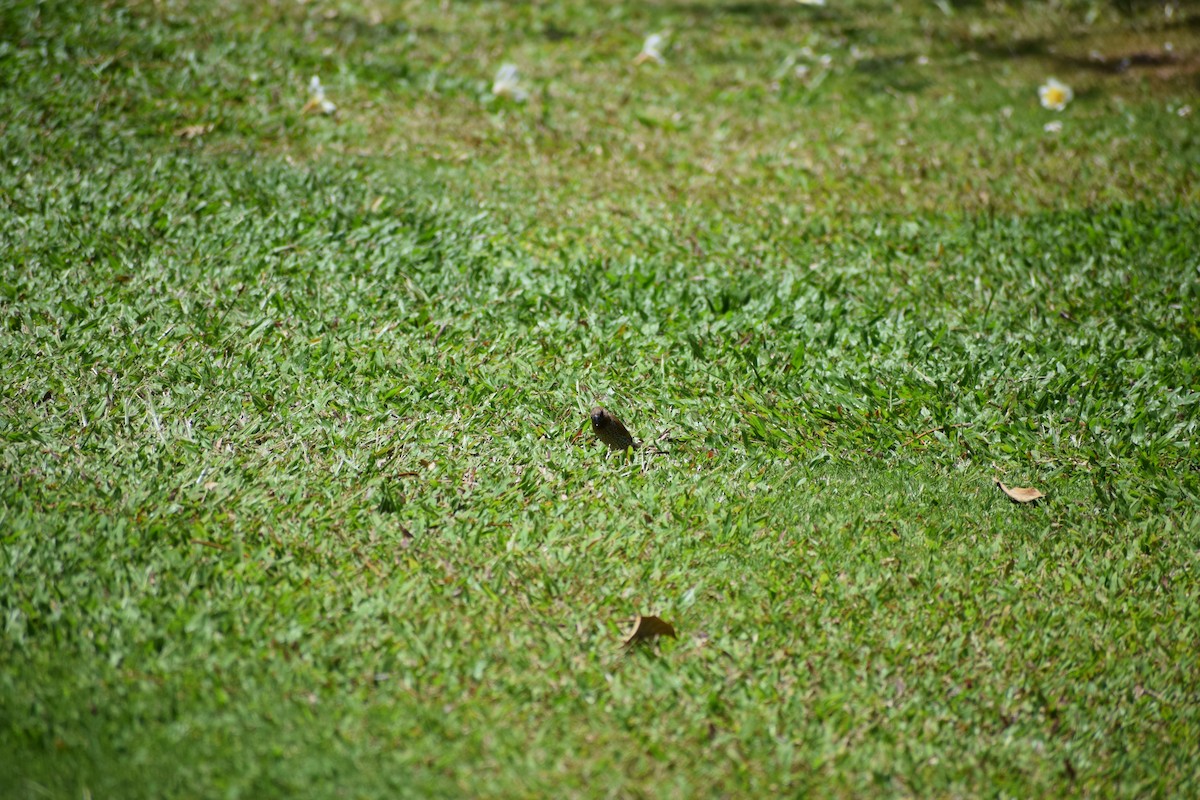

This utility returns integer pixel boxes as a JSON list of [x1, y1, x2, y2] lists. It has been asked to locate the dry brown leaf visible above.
[[996, 480, 1045, 504], [623, 614, 677, 647], [175, 123, 213, 139]]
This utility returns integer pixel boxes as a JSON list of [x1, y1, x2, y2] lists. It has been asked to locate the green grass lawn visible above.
[[2, 0, 1199, 797]]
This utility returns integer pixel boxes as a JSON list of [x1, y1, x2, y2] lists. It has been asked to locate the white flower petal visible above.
[[492, 64, 528, 101], [636, 33, 666, 64], [304, 75, 336, 115], [1038, 78, 1073, 111]]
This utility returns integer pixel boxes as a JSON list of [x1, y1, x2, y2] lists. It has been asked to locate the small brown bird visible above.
[[590, 406, 636, 452]]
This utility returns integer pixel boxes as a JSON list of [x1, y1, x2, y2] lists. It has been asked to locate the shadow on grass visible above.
[[952, 26, 1199, 87], [852, 56, 932, 94], [663, 0, 842, 28]]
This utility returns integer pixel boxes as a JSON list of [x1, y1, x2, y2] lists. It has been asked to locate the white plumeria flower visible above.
[[303, 75, 336, 115], [1043, 120, 1063, 134], [796, 0, 826, 6], [634, 33, 666, 65], [1038, 78, 1073, 111], [492, 64, 528, 102], [305, 75, 335, 114]]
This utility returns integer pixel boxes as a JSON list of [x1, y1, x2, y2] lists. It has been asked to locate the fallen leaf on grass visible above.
[[623, 614, 677, 647], [175, 123, 213, 139], [996, 480, 1045, 503]]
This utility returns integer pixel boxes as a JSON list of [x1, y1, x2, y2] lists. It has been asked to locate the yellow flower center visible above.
[[1044, 87, 1066, 106]]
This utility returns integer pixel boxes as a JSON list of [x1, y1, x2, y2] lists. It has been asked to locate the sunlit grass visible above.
[[1, 1, 1198, 797]]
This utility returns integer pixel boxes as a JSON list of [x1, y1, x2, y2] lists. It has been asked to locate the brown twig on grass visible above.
[[190, 539, 228, 551]]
